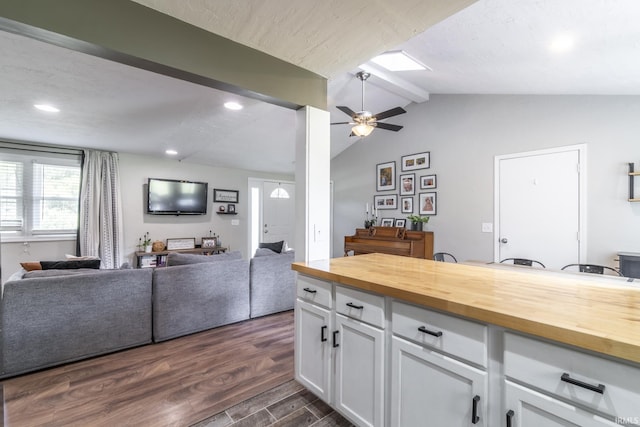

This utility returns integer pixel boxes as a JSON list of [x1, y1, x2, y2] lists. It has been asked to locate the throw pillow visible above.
[[254, 248, 279, 257], [65, 254, 100, 260], [20, 261, 42, 271], [258, 240, 284, 253], [40, 259, 102, 270]]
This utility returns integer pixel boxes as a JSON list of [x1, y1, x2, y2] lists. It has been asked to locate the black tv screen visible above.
[[147, 178, 208, 215]]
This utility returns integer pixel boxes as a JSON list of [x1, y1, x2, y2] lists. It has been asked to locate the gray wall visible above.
[[331, 95, 640, 266]]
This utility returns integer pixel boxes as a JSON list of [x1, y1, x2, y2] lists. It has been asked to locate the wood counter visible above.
[[292, 253, 640, 364]]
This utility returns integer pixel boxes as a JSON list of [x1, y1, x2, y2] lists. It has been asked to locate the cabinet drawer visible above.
[[504, 332, 640, 418], [392, 301, 488, 367], [335, 285, 385, 328], [297, 275, 332, 308]]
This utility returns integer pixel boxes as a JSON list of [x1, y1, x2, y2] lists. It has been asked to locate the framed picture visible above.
[[401, 152, 430, 171], [399, 173, 415, 196], [401, 197, 413, 213], [419, 192, 437, 215], [227, 204, 236, 213], [374, 194, 398, 210], [380, 218, 394, 227], [420, 174, 437, 189], [395, 219, 407, 228], [213, 188, 239, 203], [376, 161, 396, 191], [201, 237, 218, 248], [166, 237, 196, 250]]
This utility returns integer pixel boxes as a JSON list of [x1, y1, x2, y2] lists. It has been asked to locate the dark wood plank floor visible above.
[[1, 311, 295, 427]]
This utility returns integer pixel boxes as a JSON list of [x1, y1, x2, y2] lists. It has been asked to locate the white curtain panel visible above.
[[79, 150, 124, 269]]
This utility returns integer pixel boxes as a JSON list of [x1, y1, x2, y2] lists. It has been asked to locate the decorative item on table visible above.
[[201, 237, 217, 248], [380, 218, 394, 227], [166, 237, 196, 250], [364, 202, 378, 228], [138, 232, 152, 252], [407, 214, 430, 231], [394, 219, 407, 228], [152, 240, 165, 252], [227, 204, 236, 213]]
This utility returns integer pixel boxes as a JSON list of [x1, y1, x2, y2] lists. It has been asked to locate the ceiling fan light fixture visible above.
[[352, 123, 375, 137], [370, 50, 428, 71]]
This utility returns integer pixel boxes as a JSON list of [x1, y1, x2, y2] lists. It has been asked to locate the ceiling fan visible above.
[[331, 71, 406, 137]]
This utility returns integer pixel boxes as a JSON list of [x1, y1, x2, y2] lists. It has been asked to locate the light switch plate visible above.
[[231, 219, 239, 226], [482, 223, 493, 233]]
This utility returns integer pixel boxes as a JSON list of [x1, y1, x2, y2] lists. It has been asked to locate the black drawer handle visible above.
[[471, 395, 480, 424], [561, 373, 605, 394], [332, 330, 340, 348], [506, 410, 514, 427], [346, 302, 364, 310], [303, 287, 317, 294], [418, 326, 443, 337], [321, 325, 327, 342]]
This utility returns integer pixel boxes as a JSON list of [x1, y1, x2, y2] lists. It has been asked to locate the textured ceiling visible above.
[[3, 0, 640, 174]]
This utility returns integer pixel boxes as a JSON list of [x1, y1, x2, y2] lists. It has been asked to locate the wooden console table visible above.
[[344, 227, 434, 259], [135, 247, 227, 268]]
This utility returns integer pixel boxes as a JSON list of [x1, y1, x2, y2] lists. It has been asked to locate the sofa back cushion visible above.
[[166, 250, 242, 266]]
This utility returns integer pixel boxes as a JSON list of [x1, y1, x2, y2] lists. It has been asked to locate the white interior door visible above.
[[495, 146, 584, 270], [262, 181, 295, 248]]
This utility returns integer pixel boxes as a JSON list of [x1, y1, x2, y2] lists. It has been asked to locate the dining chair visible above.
[[561, 264, 622, 276], [500, 258, 545, 268], [433, 252, 458, 263]]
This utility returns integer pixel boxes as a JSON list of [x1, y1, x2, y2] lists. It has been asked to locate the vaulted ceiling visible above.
[[2, 0, 640, 173]]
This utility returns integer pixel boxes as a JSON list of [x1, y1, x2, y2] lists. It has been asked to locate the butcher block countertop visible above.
[[291, 253, 640, 364]]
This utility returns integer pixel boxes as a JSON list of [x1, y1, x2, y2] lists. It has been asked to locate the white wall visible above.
[[331, 95, 640, 266], [119, 153, 292, 264]]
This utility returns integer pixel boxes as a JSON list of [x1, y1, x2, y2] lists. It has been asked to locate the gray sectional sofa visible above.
[[0, 249, 295, 379]]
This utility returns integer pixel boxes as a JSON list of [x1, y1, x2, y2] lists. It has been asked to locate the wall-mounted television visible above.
[[147, 178, 208, 215]]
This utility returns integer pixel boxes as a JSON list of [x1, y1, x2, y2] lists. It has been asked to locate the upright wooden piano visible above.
[[344, 227, 434, 259]]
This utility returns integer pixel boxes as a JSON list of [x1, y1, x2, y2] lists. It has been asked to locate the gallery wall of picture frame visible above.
[[373, 150, 437, 228]]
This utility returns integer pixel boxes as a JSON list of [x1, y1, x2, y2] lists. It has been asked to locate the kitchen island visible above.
[[292, 253, 640, 427]]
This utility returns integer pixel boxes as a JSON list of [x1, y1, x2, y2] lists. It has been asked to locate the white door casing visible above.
[[494, 145, 586, 270]]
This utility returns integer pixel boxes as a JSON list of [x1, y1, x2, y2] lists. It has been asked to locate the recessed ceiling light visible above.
[[34, 104, 60, 113], [224, 101, 243, 110], [549, 34, 574, 53], [165, 149, 178, 155], [370, 50, 429, 71]]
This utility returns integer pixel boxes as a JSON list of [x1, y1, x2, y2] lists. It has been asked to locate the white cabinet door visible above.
[[295, 299, 332, 402], [505, 381, 619, 427], [334, 313, 384, 427], [390, 336, 488, 427]]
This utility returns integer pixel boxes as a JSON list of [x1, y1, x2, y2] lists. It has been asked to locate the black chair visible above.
[[433, 252, 458, 263], [500, 258, 545, 268], [561, 264, 622, 276]]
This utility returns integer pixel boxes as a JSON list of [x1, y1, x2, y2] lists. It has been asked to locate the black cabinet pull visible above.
[[332, 330, 340, 348], [561, 373, 605, 394], [471, 395, 480, 424], [321, 325, 327, 342], [506, 410, 514, 427], [303, 287, 317, 294], [418, 326, 443, 337], [346, 302, 364, 310]]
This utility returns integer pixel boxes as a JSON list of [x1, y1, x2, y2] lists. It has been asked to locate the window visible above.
[[0, 150, 81, 239]]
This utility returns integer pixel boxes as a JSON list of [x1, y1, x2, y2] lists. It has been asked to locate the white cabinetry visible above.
[[295, 275, 385, 427], [504, 332, 640, 426], [295, 275, 333, 402], [390, 301, 488, 427]]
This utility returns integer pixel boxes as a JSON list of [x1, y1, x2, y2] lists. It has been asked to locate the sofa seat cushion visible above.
[[166, 250, 242, 266]]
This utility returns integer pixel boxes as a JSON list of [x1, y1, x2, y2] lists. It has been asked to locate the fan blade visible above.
[[375, 122, 403, 132], [336, 106, 357, 118], [331, 122, 352, 125], [373, 107, 406, 121]]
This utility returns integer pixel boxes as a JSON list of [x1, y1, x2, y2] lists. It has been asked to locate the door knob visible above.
[[264, 230, 269, 234], [500, 238, 508, 243]]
